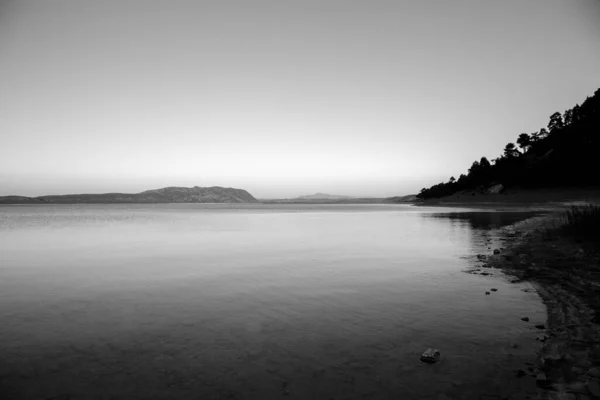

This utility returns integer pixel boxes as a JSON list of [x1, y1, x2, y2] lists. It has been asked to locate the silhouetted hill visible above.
[[417, 87, 600, 199], [0, 186, 257, 204]]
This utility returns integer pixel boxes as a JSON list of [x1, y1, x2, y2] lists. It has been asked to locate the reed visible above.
[[560, 204, 600, 240]]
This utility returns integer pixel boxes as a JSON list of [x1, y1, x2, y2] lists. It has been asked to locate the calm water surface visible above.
[[0, 204, 546, 399]]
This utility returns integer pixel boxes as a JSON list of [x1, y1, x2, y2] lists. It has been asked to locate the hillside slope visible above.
[[418, 87, 600, 199]]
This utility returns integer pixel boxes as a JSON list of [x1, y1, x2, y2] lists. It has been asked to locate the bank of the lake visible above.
[[413, 187, 600, 210], [474, 210, 600, 398]]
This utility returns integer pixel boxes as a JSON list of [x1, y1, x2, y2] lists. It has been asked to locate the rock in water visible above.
[[521, 317, 530, 322], [420, 348, 441, 364], [493, 249, 501, 255]]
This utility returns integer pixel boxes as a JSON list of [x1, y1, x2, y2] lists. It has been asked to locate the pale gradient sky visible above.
[[1, 0, 599, 198]]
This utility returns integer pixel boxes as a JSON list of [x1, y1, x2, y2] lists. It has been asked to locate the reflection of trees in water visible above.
[[425, 212, 540, 230], [421, 211, 541, 267]]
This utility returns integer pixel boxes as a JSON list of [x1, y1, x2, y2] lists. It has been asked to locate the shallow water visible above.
[[0, 204, 546, 399]]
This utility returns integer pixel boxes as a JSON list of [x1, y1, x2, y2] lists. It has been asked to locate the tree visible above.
[[503, 142, 519, 158], [548, 112, 564, 133], [449, 176, 456, 183], [571, 104, 581, 123], [563, 109, 574, 126], [480, 157, 491, 169], [516, 133, 532, 152], [468, 160, 480, 175]]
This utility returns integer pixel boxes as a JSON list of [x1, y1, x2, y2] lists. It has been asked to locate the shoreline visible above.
[[476, 210, 600, 398]]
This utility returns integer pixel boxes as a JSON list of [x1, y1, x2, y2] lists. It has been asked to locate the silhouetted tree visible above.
[[516, 133, 532, 152], [480, 157, 491, 169], [503, 143, 519, 158], [548, 112, 564, 133], [563, 109, 574, 126], [571, 104, 582, 123]]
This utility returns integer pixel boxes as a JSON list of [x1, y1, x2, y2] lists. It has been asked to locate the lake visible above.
[[0, 204, 546, 399]]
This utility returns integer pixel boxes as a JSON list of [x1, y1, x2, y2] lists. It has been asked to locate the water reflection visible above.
[[423, 210, 541, 230]]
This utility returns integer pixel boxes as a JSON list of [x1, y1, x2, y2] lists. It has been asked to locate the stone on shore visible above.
[[588, 380, 600, 397]]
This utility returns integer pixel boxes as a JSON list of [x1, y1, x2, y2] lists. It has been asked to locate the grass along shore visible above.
[[476, 205, 600, 398], [415, 187, 600, 209]]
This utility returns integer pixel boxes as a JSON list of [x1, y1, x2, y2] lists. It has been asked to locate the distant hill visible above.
[[259, 194, 418, 204], [294, 193, 355, 200], [386, 194, 418, 203], [0, 186, 257, 204]]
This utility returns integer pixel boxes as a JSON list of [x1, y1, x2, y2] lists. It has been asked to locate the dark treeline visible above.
[[417, 88, 600, 199]]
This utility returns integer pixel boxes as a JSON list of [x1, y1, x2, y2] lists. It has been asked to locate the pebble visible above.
[[536, 372, 548, 386], [536, 334, 549, 342], [588, 380, 600, 397], [567, 382, 588, 394]]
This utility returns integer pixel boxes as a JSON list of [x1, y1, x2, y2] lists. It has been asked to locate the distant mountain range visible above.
[[260, 193, 417, 204], [294, 193, 355, 200], [0, 186, 257, 204]]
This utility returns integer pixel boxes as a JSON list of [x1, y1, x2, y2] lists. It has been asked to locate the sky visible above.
[[1, 0, 599, 199]]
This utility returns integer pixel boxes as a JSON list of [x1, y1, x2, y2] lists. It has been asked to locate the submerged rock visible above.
[[521, 317, 530, 322], [493, 249, 501, 254], [485, 291, 490, 295], [420, 348, 441, 364], [535, 324, 546, 330], [491, 288, 498, 292]]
